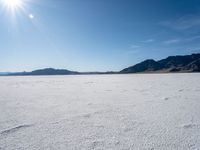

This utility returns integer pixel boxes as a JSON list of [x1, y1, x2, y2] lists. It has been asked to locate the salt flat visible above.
[[0, 74, 200, 150]]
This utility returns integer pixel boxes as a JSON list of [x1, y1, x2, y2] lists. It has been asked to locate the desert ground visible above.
[[0, 74, 200, 150]]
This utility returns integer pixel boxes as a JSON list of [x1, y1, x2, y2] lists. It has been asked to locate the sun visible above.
[[1, 0, 35, 21], [1, 0, 23, 10]]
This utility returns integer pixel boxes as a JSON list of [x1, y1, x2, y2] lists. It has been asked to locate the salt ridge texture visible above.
[[0, 74, 200, 150]]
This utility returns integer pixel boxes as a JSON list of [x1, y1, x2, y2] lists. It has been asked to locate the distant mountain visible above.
[[120, 53, 200, 73], [10, 68, 80, 76], [0, 72, 10, 75], [120, 59, 162, 73], [1, 53, 200, 76], [5, 69, 117, 76]]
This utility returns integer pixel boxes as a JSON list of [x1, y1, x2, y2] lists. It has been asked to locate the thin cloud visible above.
[[160, 15, 200, 30], [185, 35, 200, 42], [127, 44, 141, 55], [127, 49, 139, 54], [142, 39, 155, 43], [163, 39, 181, 45], [130, 44, 140, 49], [163, 35, 200, 45]]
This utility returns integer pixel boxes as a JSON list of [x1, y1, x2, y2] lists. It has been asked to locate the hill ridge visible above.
[[120, 53, 200, 73], [1, 53, 200, 76]]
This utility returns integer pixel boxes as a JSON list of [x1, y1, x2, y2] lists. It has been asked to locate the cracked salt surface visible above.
[[0, 73, 200, 150]]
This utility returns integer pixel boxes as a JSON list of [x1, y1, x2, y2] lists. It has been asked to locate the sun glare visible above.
[[1, 0, 36, 23], [1, 0, 23, 10]]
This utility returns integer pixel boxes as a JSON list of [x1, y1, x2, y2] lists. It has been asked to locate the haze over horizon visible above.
[[1, 0, 200, 72]]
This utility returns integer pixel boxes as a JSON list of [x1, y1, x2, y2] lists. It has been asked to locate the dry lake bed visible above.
[[0, 74, 200, 150]]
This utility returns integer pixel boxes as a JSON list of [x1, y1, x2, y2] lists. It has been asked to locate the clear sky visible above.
[[0, 0, 200, 72]]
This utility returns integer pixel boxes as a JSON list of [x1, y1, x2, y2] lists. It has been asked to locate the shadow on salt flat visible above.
[[182, 123, 199, 129], [89, 140, 103, 149], [162, 97, 170, 101], [84, 82, 94, 84], [82, 114, 92, 118], [81, 111, 102, 119], [105, 89, 112, 92], [178, 89, 184, 92]]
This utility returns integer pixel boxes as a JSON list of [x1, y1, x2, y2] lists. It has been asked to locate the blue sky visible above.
[[0, 0, 200, 72]]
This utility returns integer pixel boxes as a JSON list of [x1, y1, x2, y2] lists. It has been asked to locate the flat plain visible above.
[[0, 74, 200, 150]]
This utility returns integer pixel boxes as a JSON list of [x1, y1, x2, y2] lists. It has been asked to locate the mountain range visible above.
[[120, 53, 200, 73], [1, 53, 200, 76], [9, 68, 79, 76]]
